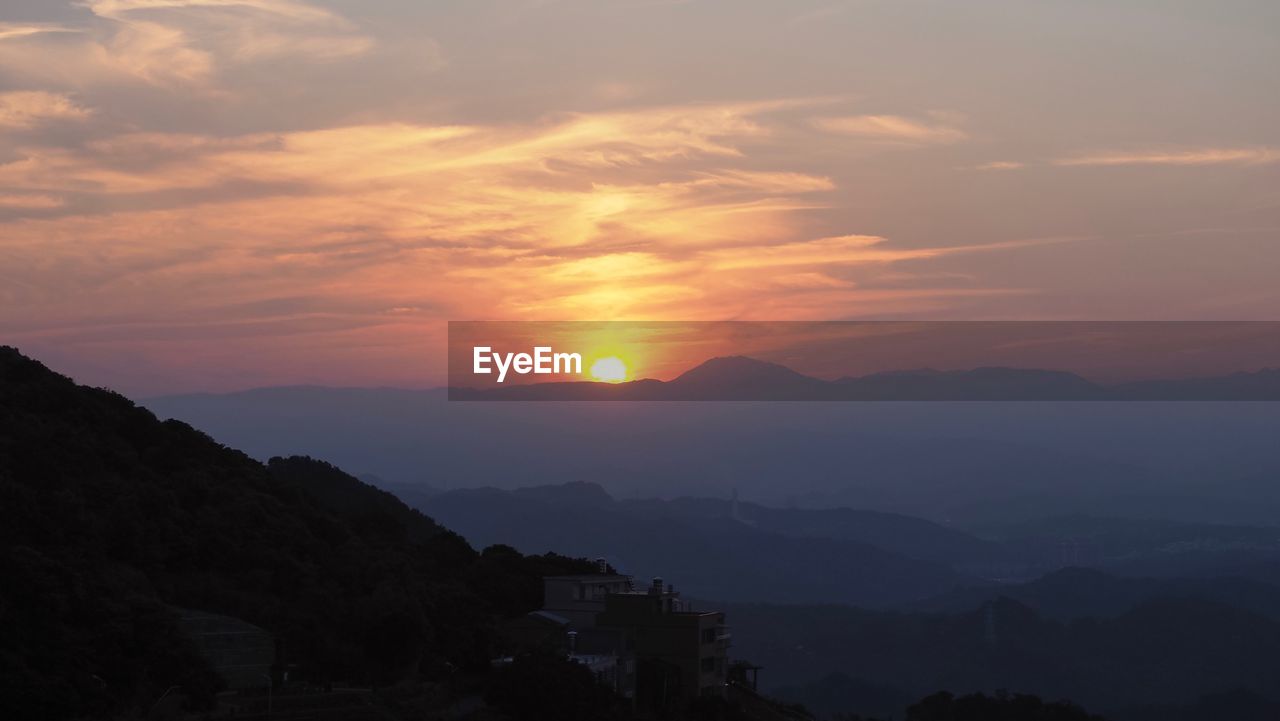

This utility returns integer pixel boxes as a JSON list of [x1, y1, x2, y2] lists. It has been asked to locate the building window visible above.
[[702, 628, 717, 644]]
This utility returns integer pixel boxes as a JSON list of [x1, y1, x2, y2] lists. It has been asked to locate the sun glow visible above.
[[589, 356, 628, 383]]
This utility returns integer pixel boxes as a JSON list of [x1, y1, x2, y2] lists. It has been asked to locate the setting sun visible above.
[[589, 356, 628, 383]]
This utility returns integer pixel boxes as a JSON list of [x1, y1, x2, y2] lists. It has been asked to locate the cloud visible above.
[[703, 234, 1063, 276], [693, 170, 835, 193], [0, 0, 371, 88], [811, 114, 967, 145], [983, 147, 1280, 170], [0, 91, 92, 128], [971, 149, 1280, 171], [974, 160, 1025, 171], [1054, 148, 1280, 167], [0, 103, 819, 322], [90, 0, 373, 82], [0, 23, 80, 40], [85, 0, 342, 23], [0, 99, 1046, 367], [0, 193, 65, 209]]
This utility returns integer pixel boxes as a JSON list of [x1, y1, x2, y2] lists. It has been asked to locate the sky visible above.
[[1, 0, 1278, 394]]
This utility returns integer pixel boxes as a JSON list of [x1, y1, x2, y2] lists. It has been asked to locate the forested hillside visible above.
[[0, 346, 598, 719]]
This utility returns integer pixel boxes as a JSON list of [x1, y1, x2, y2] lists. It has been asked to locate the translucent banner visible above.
[[448, 321, 1280, 401]]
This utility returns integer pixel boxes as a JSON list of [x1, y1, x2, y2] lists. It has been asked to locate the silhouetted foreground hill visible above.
[[0, 347, 601, 719], [451, 356, 1280, 401]]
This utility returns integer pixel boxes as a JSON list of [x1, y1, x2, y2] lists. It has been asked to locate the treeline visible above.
[[0, 347, 597, 718], [836, 691, 1104, 721]]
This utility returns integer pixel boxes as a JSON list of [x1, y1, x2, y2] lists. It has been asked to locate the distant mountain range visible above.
[[911, 566, 1280, 622], [729, 594, 1280, 718], [451, 355, 1280, 400], [398, 479, 1280, 719], [414, 481, 976, 607], [395, 481, 1280, 609], [143, 382, 1280, 527]]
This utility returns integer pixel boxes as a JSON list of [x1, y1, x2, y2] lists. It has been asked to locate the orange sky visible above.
[[1, 0, 1278, 394]]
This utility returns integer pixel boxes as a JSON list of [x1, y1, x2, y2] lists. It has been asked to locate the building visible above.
[[535, 571, 731, 713], [176, 609, 275, 689], [541, 572, 635, 628], [596, 577, 730, 707]]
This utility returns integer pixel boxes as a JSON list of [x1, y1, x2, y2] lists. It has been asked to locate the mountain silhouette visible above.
[[451, 356, 1280, 400], [836, 366, 1110, 400], [666, 355, 831, 399], [1114, 368, 1280, 400]]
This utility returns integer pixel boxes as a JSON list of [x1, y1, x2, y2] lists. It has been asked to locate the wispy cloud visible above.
[[86, 0, 343, 23], [0, 23, 80, 40], [0, 193, 65, 209], [971, 148, 1280, 171], [811, 114, 967, 145], [973, 160, 1025, 171], [0, 99, 1046, 364], [1054, 148, 1280, 167]]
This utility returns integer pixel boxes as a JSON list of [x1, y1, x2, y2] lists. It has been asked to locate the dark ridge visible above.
[[0, 346, 602, 719]]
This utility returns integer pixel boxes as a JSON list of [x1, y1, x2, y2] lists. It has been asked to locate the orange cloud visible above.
[[0, 91, 92, 128], [0, 100, 1037, 358], [0, 194, 65, 208], [0, 23, 80, 41], [1055, 148, 1280, 167]]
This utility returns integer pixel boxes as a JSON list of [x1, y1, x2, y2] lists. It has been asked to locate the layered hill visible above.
[[415, 482, 976, 606], [729, 596, 1280, 716], [912, 566, 1280, 622]]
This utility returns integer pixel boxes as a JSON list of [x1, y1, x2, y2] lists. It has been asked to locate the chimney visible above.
[[567, 630, 578, 655], [596, 557, 608, 574]]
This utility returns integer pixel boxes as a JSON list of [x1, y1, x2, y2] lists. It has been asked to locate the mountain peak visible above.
[[670, 355, 825, 392]]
